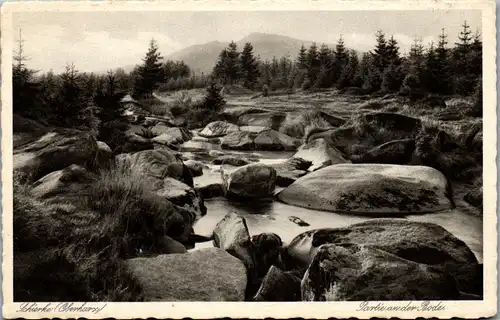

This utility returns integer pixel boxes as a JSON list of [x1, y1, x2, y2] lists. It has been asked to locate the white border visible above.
[[1, 1, 497, 319]]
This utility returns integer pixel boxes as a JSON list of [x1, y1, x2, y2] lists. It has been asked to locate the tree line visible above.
[[211, 21, 482, 97]]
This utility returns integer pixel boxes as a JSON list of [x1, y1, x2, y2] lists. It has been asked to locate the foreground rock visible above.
[[293, 138, 347, 171], [199, 121, 240, 137], [213, 213, 284, 297], [31, 164, 96, 200], [223, 164, 277, 199], [14, 130, 98, 183], [278, 164, 452, 214], [125, 248, 247, 301], [253, 266, 301, 301], [151, 124, 192, 143], [302, 243, 462, 301], [285, 219, 480, 295], [184, 160, 206, 177]]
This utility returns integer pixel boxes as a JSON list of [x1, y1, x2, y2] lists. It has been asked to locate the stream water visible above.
[[184, 135, 483, 263]]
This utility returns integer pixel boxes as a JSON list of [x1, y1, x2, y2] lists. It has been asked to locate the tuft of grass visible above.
[[14, 166, 194, 301], [280, 110, 332, 138]]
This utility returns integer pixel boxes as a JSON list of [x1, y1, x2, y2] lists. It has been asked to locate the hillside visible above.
[[166, 32, 333, 75]]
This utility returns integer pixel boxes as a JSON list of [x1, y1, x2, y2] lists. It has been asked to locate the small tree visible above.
[[202, 81, 226, 111], [134, 39, 163, 98]]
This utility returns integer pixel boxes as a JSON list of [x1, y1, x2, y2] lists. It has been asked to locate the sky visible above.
[[12, 10, 481, 73]]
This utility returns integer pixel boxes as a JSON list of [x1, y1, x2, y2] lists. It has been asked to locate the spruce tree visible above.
[[12, 29, 40, 118], [134, 39, 163, 98], [372, 30, 388, 72], [306, 43, 320, 86], [434, 28, 453, 94], [239, 42, 260, 89], [334, 36, 349, 84], [453, 21, 475, 95], [225, 41, 241, 85], [297, 45, 308, 70], [213, 49, 230, 84], [338, 50, 360, 89], [55, 63, 88, 127], [386, 36, 402, 66], [317, 44, 334, 87], [422, 42, 440, 93]]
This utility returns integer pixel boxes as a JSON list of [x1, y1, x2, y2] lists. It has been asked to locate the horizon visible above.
[[13, 10, 481, 74]]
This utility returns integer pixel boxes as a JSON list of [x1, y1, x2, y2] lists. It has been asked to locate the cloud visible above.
[[20, 25, 183, 73]]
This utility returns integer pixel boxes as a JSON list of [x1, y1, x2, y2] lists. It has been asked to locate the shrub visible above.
[[262, 84, 269, 97]]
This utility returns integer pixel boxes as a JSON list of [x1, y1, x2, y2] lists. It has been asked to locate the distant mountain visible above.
[[166, 32, 334, 75]]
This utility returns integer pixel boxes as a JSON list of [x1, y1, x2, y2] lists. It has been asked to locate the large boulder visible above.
[[151, 177, 206, 217], [278, 164, 453, 214], [285, 218, 480, 294], [151, 124, 192, 141], [14, 130, 98, 183], [223, 163, 277, 199], [350, 139, 416, 165], [293, 138, 348, 172], [31, 164, 96, 201], [122, 130, 154, 153], [254, 129, 301, 151], [301, 243, 462, 301], [199, 121, 240, 137], [253, 266, 301, 301], [213, 212, 254, 269], [212, 213, 284, 297], [118, 150, 204, 216], [221, 131, 257, 150], [125, 248, 247, 301], [270, 157, 312, 187], [123, 149, 193, 186]]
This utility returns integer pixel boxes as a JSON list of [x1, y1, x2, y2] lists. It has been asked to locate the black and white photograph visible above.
[[2, 1, 497, 319]]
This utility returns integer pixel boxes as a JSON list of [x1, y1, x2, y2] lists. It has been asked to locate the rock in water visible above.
[[199, 121, 240, 137], [253, 266, 302, 301], [270, 157, 312, 187], [253, 129, 301, 151], [221, 131, 257, 150], [125, 248, 247, 301], [278, 164, 452, 214], [212, 156, 250, 167], [293, 138, 347, 171], [301, 243, 461, 301], [212, 212, 254, 269], [288, 216, 310, 226], [14, 130, 98, 183], [184, 160, 206, 177], [223, 163, 277, 199], [285, 218, 479, 294]]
